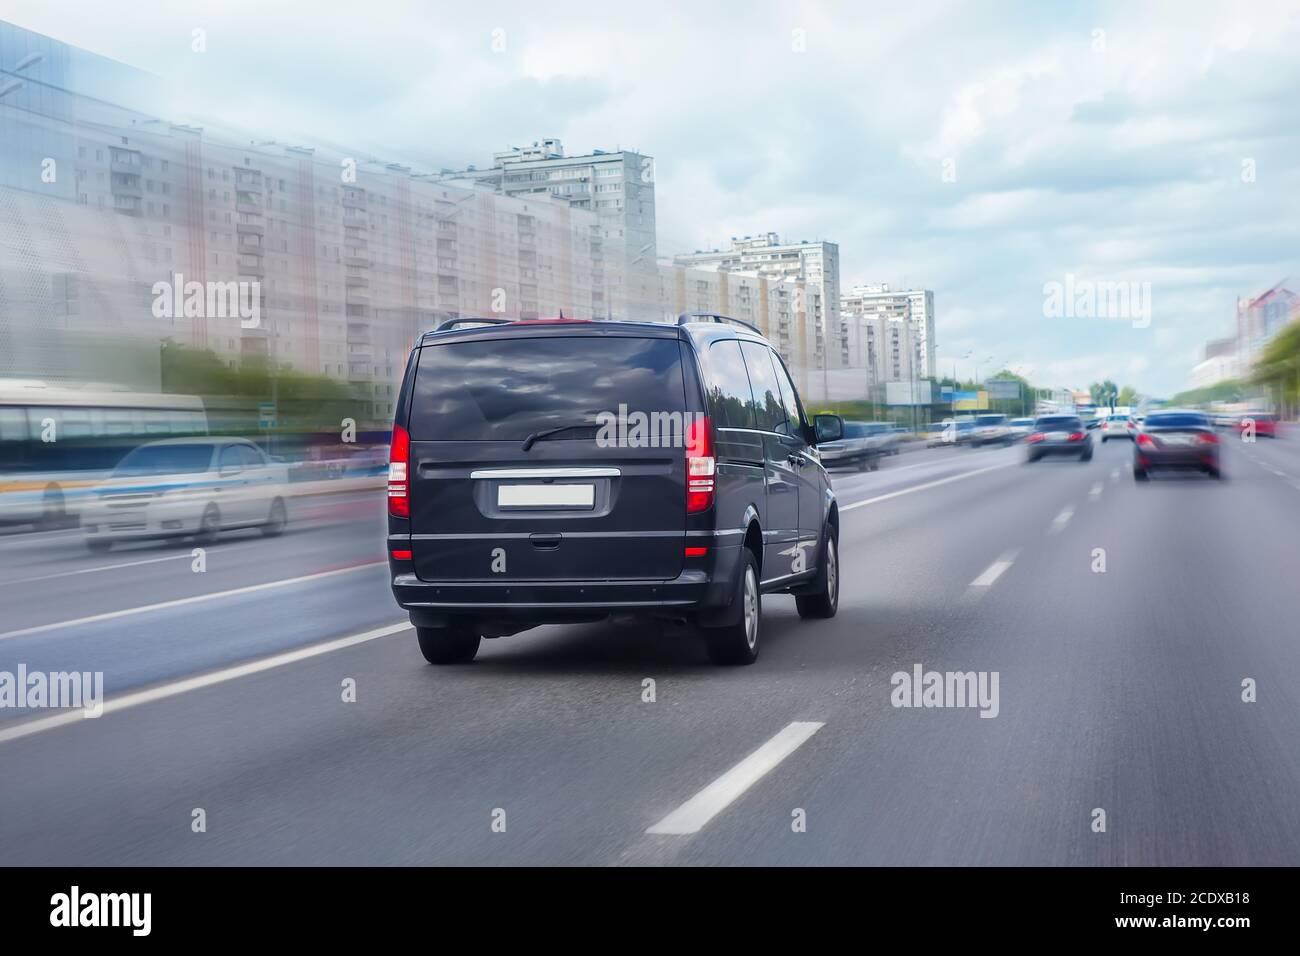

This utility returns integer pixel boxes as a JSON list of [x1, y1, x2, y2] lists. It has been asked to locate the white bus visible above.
[[0, 380, 208, 528]]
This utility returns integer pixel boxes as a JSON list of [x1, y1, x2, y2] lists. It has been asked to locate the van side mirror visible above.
[[812, 414, 843, 444]]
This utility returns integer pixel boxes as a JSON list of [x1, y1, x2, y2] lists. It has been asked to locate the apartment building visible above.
[[673, 233, 842, 369], [656, 261, 826, 400], [432, 139, 658, 321], [840, 284, 937, 381], [0, 23, 618, 420]]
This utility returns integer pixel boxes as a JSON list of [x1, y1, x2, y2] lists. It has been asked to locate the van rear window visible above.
[[409, 336, 686, 441]]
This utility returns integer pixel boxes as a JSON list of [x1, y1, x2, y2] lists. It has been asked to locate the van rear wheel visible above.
[[795, 525, 838, 619], [705, 551, 760, 665], [416, 623, 481, 664]]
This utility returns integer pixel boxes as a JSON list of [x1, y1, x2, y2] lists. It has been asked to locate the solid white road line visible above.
[[840, 461, 1017, 512], [1049, 506, 1074, 534], [970, 550, 1019, 588], [0, 621, 411, 745], [646, 721, 825, 835], [0, 543, 260, 588], [0, 561, 385, 641]]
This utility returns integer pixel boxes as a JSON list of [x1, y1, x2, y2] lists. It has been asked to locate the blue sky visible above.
[[7, 0, 1299, 395]]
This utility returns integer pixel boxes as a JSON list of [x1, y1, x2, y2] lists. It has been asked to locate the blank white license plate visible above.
[[1048, 432, 1068, 442], [498, 483, 594, 509]]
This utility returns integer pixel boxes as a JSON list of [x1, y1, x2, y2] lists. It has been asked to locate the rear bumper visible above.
[[1028, 442, 1089, 456], [391, 540, 745, 627], [1136, 450, 1218, 470]]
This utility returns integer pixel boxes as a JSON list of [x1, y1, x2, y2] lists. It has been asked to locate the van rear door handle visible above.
[[529, 533, 562, 550]]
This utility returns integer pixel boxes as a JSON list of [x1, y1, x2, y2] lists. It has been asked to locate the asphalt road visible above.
[[2, 435, 1299, 865]]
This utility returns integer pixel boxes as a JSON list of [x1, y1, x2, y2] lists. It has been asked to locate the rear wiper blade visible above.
[[521, 421, 597, 451]]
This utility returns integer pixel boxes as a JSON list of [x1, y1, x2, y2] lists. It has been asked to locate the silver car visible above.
[[83, 438, 290, 552]]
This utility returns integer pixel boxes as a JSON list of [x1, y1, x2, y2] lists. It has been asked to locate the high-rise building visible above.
[[656, 261, 825, 400], [0, 23, 620, 420], [672, 233, 841, 369], [433, 139, 658, 321], [841, 284, 936, 381]]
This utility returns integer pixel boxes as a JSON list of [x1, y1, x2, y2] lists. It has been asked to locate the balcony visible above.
[[236, 222, 265, 237], [345, 274, 369, 289], [342, 192, 367, 210], [344, 254, 371, 269], [236, 200, 262, 215]]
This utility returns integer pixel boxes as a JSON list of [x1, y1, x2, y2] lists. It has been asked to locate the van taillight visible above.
[[685, 415, 715, 514], [388, 423, 410, 518]]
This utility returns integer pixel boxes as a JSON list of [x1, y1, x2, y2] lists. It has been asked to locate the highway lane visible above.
[[2, 437, 1299, 864]]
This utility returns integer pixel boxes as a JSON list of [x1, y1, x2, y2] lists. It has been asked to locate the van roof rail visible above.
[[432, 317, 515, 332], [675, 311, 761, 334]]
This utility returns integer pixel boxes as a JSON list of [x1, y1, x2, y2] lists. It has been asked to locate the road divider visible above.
[[0, 561, 385, 641], [0, 621, 411, 745], [840, 461, 1018, 513]]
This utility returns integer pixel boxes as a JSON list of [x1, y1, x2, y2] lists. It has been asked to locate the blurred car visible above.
[[1025, 414, 1093, 463], [818, 420, 895, 470], [1212, 412, 1238, 429], [1100, 414, 1134, 442], [1237, 412, 1280, 439], [82, 437, 290, 551], [1134, 410, 1220, 481], [1007, 418, 1035, 441], [925, 420, 952, 446], [970, 413, 1012, 447]]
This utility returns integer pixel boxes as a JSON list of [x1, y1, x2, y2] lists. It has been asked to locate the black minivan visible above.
[[386, 313, 845, 666]]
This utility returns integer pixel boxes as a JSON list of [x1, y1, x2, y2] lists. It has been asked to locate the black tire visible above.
[[1101, 436, 1108, 443], [856, 455, 868, 472], [260, 497, 287, 537], [1026, 453, 1039, 463], [39, 486, 66, 531], [1208, 466, 1224, 480], [1134, 465, 1149, 481], [795, 524, 839, 620], [195, 505, 221, 546], [85, 537, 112, 554], [705, 549, 761, 665], [416, 623, 481, 664]]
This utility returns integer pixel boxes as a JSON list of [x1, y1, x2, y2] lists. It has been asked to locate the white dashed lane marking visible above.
[[1049, 506, 1074, 535], [646, 721, 825, 835], [969, 550, 1019, 588]]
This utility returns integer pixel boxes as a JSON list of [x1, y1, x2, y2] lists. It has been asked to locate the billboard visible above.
[[953, 390, 989, 411], [885, 381, 933, 406], [986, 379, 1021, 400]]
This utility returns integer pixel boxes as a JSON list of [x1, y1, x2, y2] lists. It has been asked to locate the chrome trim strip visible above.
[[469, 467, 621, 479]]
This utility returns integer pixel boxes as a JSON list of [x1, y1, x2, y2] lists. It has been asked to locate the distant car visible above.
[[970, 413, 1012, 447], [925, 421, 953, 447], [1212, 412, 1237, 429], [1100, 414, 1134, 442], [82, 437, 290, 552], [1134, 410, 1220, 481], [818, 420, 895, 470], [1007, 418, 1035, 441], [1025, 415, 1093, 463], [1237, 412, 1280, 439]]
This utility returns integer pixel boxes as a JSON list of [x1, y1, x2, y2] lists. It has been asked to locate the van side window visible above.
[[705, 339, 755, 430], [767, 349, 805, 439], [739, 341, 784, 432]]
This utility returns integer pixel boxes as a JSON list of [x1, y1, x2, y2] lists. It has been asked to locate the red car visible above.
[[1236, 413, 1281, 439]]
